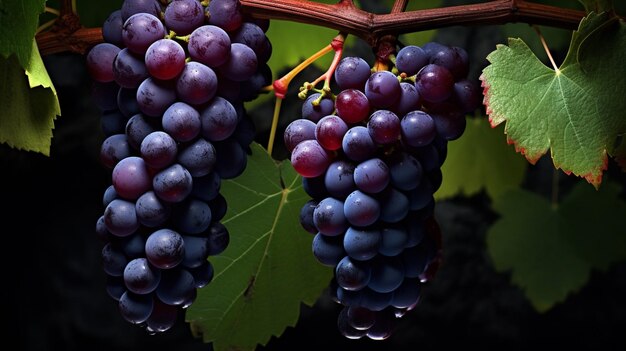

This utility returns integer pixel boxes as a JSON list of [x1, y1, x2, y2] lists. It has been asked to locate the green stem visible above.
[[36, 19, 56, 34], [267, 97, 283, 157], [45, 6, 60, 16]]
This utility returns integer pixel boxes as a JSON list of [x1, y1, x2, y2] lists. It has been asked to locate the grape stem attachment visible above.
[[533, 25, 560, 73], [266, 33, 346, 156]]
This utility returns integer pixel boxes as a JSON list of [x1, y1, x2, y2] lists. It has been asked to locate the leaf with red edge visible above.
[[480, 12, 626, 188]]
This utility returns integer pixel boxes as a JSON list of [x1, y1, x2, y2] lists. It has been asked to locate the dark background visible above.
[[3, 4, 626, 350]]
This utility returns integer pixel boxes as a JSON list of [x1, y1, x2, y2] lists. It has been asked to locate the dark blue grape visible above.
[[335, 256, 371, 291], [343, 226, 381, 261], [119, 291, 154, 324], [145, 229, 185, 269], [312, 233, 345, 267], [124, 257, 161, 294]]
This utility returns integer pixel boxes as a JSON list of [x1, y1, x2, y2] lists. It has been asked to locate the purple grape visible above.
[[396, 45, 429, 76], [316, 115, 349, 151], [145, 228, 185, 269], [302, 93, 335, 122], [453, 79, 482, 113], [102, 243, 128, 276], [312, 233, 345, 267], [145, 39, 186, 80], [136, 190, 172, 227], [112, 156, 152, 200], [367, 256, 404, 293], [231, 22, 266, 55], [156, 268, 195, 305], [415, 64, 454, 103], [121, 0, 161, 21], [188, 25, 232, 68], [219, 43, 258, 82], [342, 126, 377, 162], [173, 199, 212, 235], [117, 87, 140, 117], [392, 82, 420, 116], [86, 43, 120, 83], [284, 119, 316, 152], [182, 235, 209, 268], [206, 222, 229, 255], [214, 138, 247, 179], [324, 160, 356, 199], [153, 164, 193, 203], [191, 172, 221, 202], [302, 175, 329, 199], [200, 97, 238, 141], [124, 257, 161, 294], [113, 48, 149, 88], [353, 158, 390, 194], [365, 71, 400, 108], [378, 225, 409, 256], [299, 200, 318, 234], [136, 78, 177, 117], [140, 131, 178, 170], [104, 199, 140, 237], [343, 226, 381, 261], [343, 190, 380, 227], [290, 140, 332, 178], [103, 10, 124, 46], [176, 62, 218, 105], [388, 152, 423, 191], [164, 0, 205, 35], [334, 57, 371, 90], [119, 291, 154, 324], [335, 89, 370, 124], [367, 110, 401, 145], [100, 134, 131, 169], [146, 299, 178, 333], [401, 110, 436, 147], [103, 185, 119, 207], [335, 256, 371, 291], [189, 261, 214, 288], [207, 0, 243, 32], [431, 111, 467, 141], [430, 45, 468, 80], [162, 102, 202, 142], [177, 138, 217, 177], [313, 197, 348, 236], [126, 113, 157, 150], [122, 13, 166, 55], [378, 187, 409, 223]]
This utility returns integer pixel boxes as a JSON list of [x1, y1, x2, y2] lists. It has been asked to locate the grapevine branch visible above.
[[35, 0, 587, 55]]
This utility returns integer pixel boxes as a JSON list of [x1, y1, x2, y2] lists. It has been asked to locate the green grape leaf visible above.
[[487, 182, 626, 312], [186, 143, 332, 351], [480, 12, 626, 187], [0, 40, 60, 155], [435, 118, 527, 200], [501, 24, 571, 63], [0, 0, 45, 65]]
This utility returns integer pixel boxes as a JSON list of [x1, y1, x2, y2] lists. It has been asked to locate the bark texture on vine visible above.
[[36, 0, 586, 55]]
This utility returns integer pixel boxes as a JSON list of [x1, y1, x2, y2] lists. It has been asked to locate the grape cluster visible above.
[[86, 0, 271, 333], [285, 42, 480, 339]]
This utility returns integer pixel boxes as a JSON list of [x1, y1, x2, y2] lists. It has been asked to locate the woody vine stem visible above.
[[35, 0, 587, 55]]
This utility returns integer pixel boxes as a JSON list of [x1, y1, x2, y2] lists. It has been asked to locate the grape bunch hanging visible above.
[[86, 0, 271, 333], [285, 42, 481, 339]]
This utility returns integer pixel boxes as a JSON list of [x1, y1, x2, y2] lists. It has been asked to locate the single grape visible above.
[[156, 268, 195, 305], [400, 110, 436, 147], [140, 131, 178, 169], [347, 306, 376, 330], [302, 93, 334, 122], [122, 13, 166, 55], [431, 111, 466, 141], [353, 158, 390, 194], [335, 89, 370, 124], [367, 110, 401, 145], [145, 228, 185, 269], [145, 39, 186, 81], [146, 299, 178, 333], [429, 45, 468, 80], [231, 22, 266, 55], [364, 71, 400, 108], [337, 307, 367, 340], [102, 243, 129, 276], [343, 226, 381, 261], [177, 138, 217, 177], [124, 257, 161, 294], [453, 79, 482, 113], [290, 140, 332, 178], [207, 0, 243, 31], [391, 278, 421, 309], [284, 119, 316, 152], [342, 126, 377, 162], [377, 188, 409, 223], [100, 134, 132, 169], [324, 160, 356, 199], [112, 156, 152, 200], [343, 190, 380, 227], [181, 235, 210, 268], [415, 64, 454, 103], [164, 0, 205, 35], [119, 291, 154, 324], [188, 25, 232, 67], [302, 175, 329, 199], [200, 97, 238, 142], [313, 197, 348, 236], [172, 199, 212, 235], [312, 233, 345, 267], [392, 82, 421, 117], [86, 43, 120, 83], [191, 172, 221, 202], [206, 222, 230, 255], [153, 164, 193, 203], [189, 260, 214, 288], [219, 43, 258, 82], [334, 57, 371, 90], [299, 200, 318, 234], [103, 10, 124, 46], [176, 62, 218, 105], [316, 115, 349, 151], [378, 225, 409, 256], [117, 87, 140, 117], [136, 190, 172, 227], [367, 256, 404, 293], [213, 138, 248, 179], [121, 0, 161, 21], [103, 185, 119, 207], [136, 78, 177, 117], [113, 48, 149, 89], [365, 308, 396, 339], [104, 199, 140, 237], [162, 102, 202, 143], [395, 45, 429, 76], [388, 152, 423, 191], [335, 256, 371, 291]]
